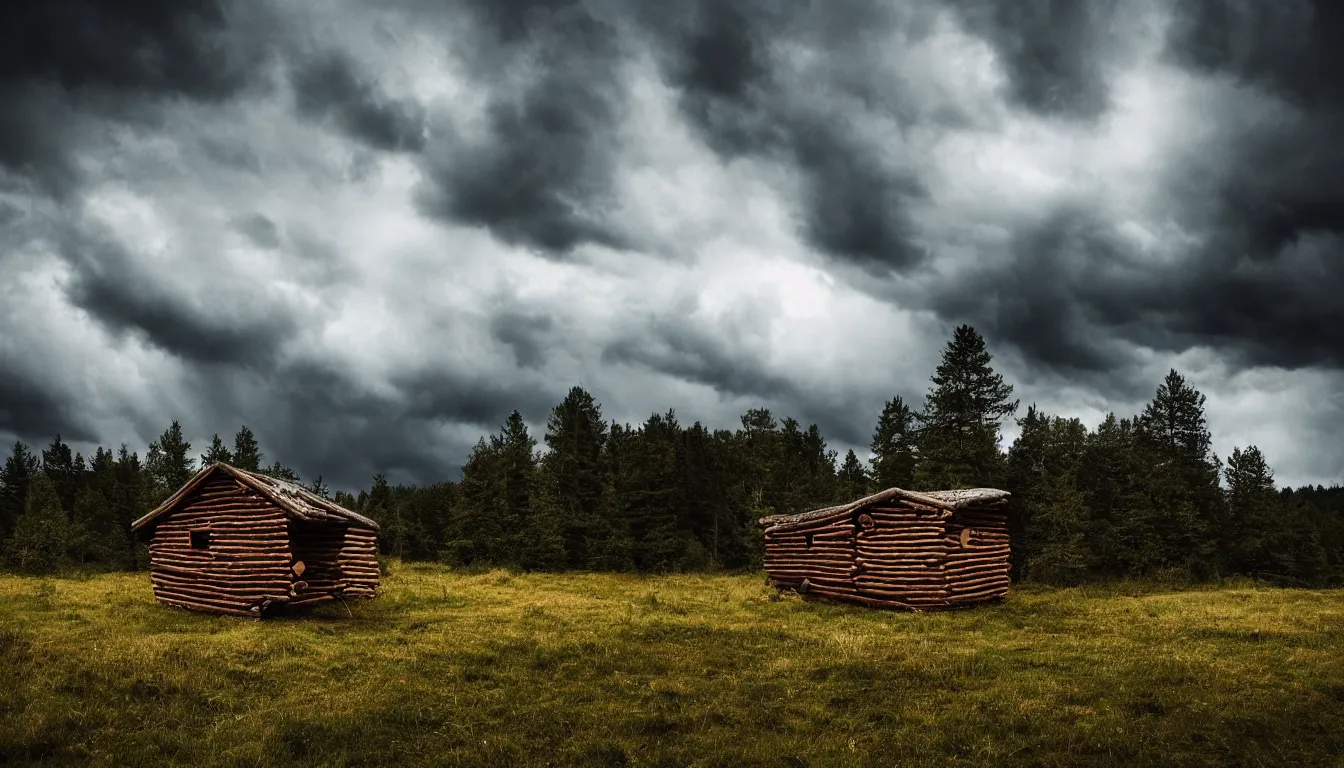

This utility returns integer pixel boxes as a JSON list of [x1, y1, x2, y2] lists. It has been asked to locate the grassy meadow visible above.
[[1, 564, 1342, 767]]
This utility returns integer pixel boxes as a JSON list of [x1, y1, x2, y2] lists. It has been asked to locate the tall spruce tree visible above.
[[7, 471, 73, 573], [543, 387, 609, 569], [838, 449, 870, 501], [1, 441, 40, 542], [1133, 370, 1225, 577], [913, 325, 1018, 490], [447, 438, 506, 565], [1225, 446, 1286, 578], [232, 426, 263, 471], [622, 410, 688, 572], [497, 411, 537, 553], [147, 421, 195, 493], [200, 434, 233, 466], [870, 396, 917, 489], [41, 434, 77, 516], [1078, 414, 1144, 575]]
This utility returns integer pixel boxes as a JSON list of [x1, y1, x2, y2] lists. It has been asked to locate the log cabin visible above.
[[760, 487, 1012, 610], [131, 462, 381, 617]]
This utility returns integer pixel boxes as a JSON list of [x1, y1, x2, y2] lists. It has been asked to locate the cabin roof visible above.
[[131, 462, 380, 533], [758, 487, 1009, 529]]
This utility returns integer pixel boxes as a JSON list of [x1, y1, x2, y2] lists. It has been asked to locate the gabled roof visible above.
[[131, 462, 380, 532], [759, 487, 1009, 529]]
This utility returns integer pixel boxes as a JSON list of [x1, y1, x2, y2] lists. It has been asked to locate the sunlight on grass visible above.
[[1, 564, 1342, 767]]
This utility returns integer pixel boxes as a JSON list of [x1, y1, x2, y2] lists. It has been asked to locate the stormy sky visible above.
[[2, 0, 1342, 491]]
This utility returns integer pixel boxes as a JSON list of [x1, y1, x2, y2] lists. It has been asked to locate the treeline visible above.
[[0, 425, 304, 573], [2, 326, 1342, 586]]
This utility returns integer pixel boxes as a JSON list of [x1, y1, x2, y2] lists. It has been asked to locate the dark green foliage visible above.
[[1130, 370, 1226, 578], [913, 325, 1018, 490], [6, 472, 74, 573], [231, 426, 263, 471], [41, 434, 77, 516], [869, 396, 916, 490], [544, 387, 609, 569], [838, 449, 869, 501], [199, 434, 232, 466], [0, 441, 40, 542], [145, 421, 194, 508], [259, 460, 301, 484]]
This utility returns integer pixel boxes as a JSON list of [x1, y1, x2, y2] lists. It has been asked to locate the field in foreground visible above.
[[1, 566, 1342, 768]]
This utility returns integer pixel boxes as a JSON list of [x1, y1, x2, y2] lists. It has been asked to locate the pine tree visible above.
[[111, 445, 146, 566], [519, 460, 568, 571], [623, 410, 688, 572], [447, 438, 507, 566], [497, 411, 537, 554], [1027, 470, 1095, 585], [870, 396, 917, 489], [260, 460, 301, 484], [0, 441, 40, 542], [1225, 446, 1284, 578], [1078, 414, 1143, 575], [200, 434, 233, 466], [147, 421, 195, 495], [41, 434, 77, 516], [1134, 370, 1225, 577], [363, 473, 398, 556], [232, 426, 263, 471], [308, 475, 330, 498], [544, 387, 608, 569], [838, 449, 870, 501], [7, 472, 74, 573], [913, 325, 1018, 490]]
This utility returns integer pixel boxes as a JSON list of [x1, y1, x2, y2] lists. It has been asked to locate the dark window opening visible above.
[[805, 533, 814, 548], [190, 530, 211, 550]]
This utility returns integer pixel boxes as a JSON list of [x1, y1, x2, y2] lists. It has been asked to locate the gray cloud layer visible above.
[[2, 0, 1341, 489]]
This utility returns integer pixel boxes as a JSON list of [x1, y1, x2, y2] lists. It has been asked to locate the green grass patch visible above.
[[0, 565, 1341, 766]]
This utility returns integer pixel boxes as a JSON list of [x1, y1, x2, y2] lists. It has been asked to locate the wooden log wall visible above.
[[943, 502, 1011, 605], [762, 498, 1012, 610], [762, 506, 860, 602], [148, 475, 293, 617], [288, 520, 380, 602], [854, 502, 953, 609]]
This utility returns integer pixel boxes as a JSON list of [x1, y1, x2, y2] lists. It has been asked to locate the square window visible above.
[[190, 530, 211, 550]]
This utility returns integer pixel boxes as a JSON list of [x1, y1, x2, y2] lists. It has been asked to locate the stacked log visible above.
[[288, 521, 380, 603], [148, 476, 293, 617], [853, 502, 953, 609], [762, 506, 859, 602], [943, 501, 1012, 605], [761, 487, 1012, 611]]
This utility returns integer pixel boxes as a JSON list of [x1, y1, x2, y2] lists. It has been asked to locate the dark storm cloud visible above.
[[198, 136, 263, 174], [233, 213, 281, 249], [600, 316, 800, 403], [0, 0, 280, 195], [926, 208, 1131, 382], [943, 0, 1125, 119], [652, 0, 931, 271], [1073, 0, 1344, 372], [415, 0, 632, 255], [490, 311, 555, 370], [58, 229, 299, 368], [0, 364, 95, 444], [290, 50, 427, 152]]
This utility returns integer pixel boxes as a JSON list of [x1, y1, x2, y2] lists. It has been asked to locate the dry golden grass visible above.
[[1, 563, 1342, 767]]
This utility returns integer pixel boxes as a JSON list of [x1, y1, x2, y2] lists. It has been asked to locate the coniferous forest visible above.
[[2, 325, 1341, 587]]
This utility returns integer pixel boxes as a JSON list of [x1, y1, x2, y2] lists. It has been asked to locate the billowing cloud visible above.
[[1, 0, 1341, 490]]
